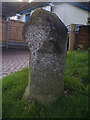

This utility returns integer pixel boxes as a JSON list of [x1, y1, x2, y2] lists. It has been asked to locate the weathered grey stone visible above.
[[23, 8, 68, 104]]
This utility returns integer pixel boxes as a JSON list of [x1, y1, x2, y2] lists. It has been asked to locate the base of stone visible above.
[[23, 87, 63, 104], [30, 94, 57, 104], [23, 86, 30, 99]]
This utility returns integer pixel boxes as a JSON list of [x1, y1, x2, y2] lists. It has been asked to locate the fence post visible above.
[[6, 18, 10, 49], [69, 24, 76, 51]]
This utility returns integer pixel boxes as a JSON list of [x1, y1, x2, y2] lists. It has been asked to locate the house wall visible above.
[[43, 6, 51, 11], [10, 14, 26, 22], [10, 16, 17, 21], [54, 3, 89, 26], [20, 14, 26, 22], [2, 19, 25, 44]]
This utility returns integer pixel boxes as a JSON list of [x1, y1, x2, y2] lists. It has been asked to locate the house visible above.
[[7, 2, 90, 25], [2, 2, 90, 49], [2, 2, 28, 21], [2, 2, 51, 49], [7, 2, 51, 22]]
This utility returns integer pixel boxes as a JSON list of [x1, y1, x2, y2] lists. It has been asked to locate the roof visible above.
[[78, 2, 89, 8], [2, 2, 28, 17], [7, 2, 90, 17], [7, 2, 49, 17], [53, 2, 90, 12], [68, 2, 90, 12], [15, 2, 48, 13]]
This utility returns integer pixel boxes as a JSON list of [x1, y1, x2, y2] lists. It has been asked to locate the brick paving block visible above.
[[2, 49, 29, 77], [3, 72, 10, 74]]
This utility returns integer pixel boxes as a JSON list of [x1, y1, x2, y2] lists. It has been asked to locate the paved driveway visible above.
[[2, 49, 29, 78]]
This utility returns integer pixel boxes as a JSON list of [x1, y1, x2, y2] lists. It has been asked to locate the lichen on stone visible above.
[[23, 8, 67, 104]]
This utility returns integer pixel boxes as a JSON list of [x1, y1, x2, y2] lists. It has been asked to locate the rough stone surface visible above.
[[23, 8, 68, 103]]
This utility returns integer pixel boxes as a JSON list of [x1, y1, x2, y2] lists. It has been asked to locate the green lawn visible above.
[[2, 50, 89, 118]]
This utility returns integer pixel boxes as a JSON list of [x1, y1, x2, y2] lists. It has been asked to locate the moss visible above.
[[23, 8, 67, 44]]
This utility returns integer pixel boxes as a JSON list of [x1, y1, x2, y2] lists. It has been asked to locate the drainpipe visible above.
[[6, 18, 10, 49]]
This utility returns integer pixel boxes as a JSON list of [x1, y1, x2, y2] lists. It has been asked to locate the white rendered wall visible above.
[[30, 6, 51, 16], [54, 3, 89, 26], [10, 16, 17, 20], [20, 14, 25, 22], [10, 14, 25, 22], [43, 6, 51, 11]]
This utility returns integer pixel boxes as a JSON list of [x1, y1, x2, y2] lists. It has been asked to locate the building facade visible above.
[[8, 2, 89, 26]]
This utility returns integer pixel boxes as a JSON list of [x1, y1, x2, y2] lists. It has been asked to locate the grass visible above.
[[2, 50, 89, 118]]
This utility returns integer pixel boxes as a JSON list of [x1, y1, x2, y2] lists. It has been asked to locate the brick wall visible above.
[[76, 25, 90, 50], [2, 19, 25, 44]]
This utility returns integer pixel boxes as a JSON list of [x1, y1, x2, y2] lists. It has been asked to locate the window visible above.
[[17, 16, 20, 20], [51, 6, 54, 12]]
